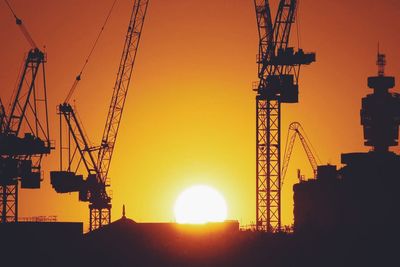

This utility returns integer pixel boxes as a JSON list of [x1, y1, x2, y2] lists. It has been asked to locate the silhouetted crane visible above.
[[0, 1, 52, 223], [253, 0, 315, 232], [51, 0, 149, 231], [281, 122, 319, 185]]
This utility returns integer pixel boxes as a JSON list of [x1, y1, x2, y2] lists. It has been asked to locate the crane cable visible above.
[[4, 0, 37, 48], [64, 0, 118, 104], [4, 0, 38, 117], [4, 0, 17, 19]]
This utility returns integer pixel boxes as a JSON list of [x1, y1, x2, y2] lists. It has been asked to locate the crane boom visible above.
[[97, 0, 149, 183], [254, 0, 273, 77], [282, 122, 319, 185], [273, 0, 296, 50], [297, 128, 318, 174]]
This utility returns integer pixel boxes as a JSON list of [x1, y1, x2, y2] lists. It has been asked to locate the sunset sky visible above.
[[0, 0, 399, 230]]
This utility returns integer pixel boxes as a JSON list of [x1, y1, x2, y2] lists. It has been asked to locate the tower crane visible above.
[[281, 122, 319, 185], [50, 0, 149, 231], [254, 0, 315, 232], [0, 1, 52, 223]]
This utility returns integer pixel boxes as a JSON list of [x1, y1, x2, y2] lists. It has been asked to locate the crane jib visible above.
[[97, 0, 149, 182], [51, 0, 150, 231]]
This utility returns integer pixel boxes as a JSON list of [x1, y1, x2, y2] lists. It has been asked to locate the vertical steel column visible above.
[[0, 182, 18, 223], [267, 100, 281, 232], [256, 97, 281, 232], [89, 207, 110, 231], [256, 97, 267, 231]]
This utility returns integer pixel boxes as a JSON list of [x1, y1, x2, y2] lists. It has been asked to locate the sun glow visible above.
[[174, 185, 228, 224]]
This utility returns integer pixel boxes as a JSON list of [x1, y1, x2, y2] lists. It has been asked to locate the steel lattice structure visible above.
[[0, 183, 17, 222], [0, 48, 51, 223], [256, 98, 281, 232], [1, 3, 52, 223], [253, 0, 315, 232], [281, 122, 319, 184]]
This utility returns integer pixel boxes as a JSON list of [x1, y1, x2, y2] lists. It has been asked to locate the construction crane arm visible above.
[[97, 0, 149, 182], [273, 0, 297, 51], [282, 122, 319, 185], [254, 0, 274, 82], [51, 0, 149, 231], [297, 125, 318, 173], [255, 0, 309, 89], [282, 122, 298, 183]]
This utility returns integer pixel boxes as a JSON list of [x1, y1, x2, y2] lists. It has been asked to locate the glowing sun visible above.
[[174, 185, 228, 224]]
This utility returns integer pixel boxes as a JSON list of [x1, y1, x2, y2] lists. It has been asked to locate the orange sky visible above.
[[0, 0, 399, 230]]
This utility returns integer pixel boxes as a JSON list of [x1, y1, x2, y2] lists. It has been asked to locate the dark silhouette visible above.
[[254, 0, 316, 233], [1, 1, 399, 265], [49, 0, 149, 231], [2, 52, 400, 267], [293, 52, 400, 266], [0, 10, 52, 222]]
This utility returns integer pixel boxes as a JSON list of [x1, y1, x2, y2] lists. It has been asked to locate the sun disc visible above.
[[174, 185, 227, 224]]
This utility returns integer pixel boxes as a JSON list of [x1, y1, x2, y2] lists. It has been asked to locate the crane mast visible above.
[[51, 0, 149, 231], [254, 0, 315, 232]]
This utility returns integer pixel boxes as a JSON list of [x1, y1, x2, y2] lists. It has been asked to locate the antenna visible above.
[[377, 43, 386, 76]]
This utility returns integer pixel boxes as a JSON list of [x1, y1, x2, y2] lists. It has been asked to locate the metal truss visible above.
[[256, 98, 281, 232], [89, 207, 111, 231], [0, 182, 18, 223]]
